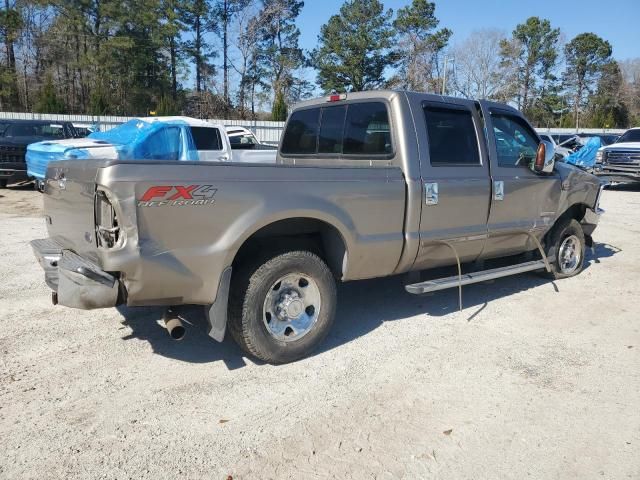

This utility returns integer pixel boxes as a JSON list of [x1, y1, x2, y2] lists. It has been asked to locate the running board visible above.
[[405, 260, 547, 295]]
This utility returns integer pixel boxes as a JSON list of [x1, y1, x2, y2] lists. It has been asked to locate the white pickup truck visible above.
[[595, 127, 640, 184], [27, 116, 275, 185]]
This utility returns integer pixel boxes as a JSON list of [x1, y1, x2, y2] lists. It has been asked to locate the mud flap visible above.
[[205, 266, 232, 342]]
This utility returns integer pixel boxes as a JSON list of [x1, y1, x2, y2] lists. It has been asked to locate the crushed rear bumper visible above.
[[30, 238, 121, 309]]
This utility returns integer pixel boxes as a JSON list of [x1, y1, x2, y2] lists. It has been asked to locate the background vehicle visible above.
[[225, 126, 277, 163], [31, 91, 602, 364], [539, 134, 572, 159], [0, 119, 77, 187], [26, 116, 233, 184], [595, 127, 640, 183], [580, 133, 619, 146], [72, 123, 98, 137]]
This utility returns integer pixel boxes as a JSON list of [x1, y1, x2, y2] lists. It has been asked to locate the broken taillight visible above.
[[95, 190, 120, 248]]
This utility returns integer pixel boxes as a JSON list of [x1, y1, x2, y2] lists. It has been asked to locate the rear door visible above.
[[413, 99, 491, 270], [479, 102, 561, 258]]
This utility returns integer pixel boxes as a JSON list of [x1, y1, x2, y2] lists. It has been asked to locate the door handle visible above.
[[425, 182, 438, 205], [494, 181, 504, 201]]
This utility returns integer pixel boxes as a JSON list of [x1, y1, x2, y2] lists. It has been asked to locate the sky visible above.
[[296, 0, 640, 60]]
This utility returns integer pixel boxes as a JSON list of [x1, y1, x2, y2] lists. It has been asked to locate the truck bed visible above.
[[43, 158, 407, 307]]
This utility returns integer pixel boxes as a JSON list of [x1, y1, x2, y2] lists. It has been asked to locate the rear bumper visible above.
[[30, 238, 121, 309]]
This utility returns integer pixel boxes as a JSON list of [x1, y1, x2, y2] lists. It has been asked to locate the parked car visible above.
[[538, 133, 573, 159], [26, 117, 279, 185], [0, 119, 77, 187], [72, 123, 98, 137], [30, 90, 603, 364], [225, 126, 277, 163], [595, 127, 640, 183], [580, 133, 619, 146]]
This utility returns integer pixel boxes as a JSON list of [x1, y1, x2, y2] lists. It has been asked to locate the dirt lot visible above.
[[0, 184, 639, 480]]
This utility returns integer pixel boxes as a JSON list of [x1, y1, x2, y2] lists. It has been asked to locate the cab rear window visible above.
[[281, 101, 392, 157], [281, 108, 319, 154]]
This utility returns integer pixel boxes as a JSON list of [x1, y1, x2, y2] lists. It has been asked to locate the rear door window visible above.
[[343, 102, 392, 155], [281, 108, 320, 154], [424, 105, 480, 166], [191, 127, 222, 150]]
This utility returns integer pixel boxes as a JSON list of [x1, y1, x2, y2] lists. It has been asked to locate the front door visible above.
[[413, 100, 491, 270], [479, 102, 562, 258]]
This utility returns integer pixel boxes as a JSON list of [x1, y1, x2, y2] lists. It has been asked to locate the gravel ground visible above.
[[0, 184, 639, 480]]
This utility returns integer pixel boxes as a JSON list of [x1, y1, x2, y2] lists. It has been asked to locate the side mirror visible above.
[[533, 140, 555, 173]]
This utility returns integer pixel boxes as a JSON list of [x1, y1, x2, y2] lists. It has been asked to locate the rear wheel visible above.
[[543, 218, 586, 279], [228, 250, 337, 364]]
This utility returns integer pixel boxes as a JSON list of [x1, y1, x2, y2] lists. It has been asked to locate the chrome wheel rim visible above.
[[263, 273, 321, 342], [558, 235, 581, 274]]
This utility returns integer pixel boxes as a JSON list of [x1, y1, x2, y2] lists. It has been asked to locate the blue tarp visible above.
[[27, 119, 198, 180], [564, 136, 602, 169]]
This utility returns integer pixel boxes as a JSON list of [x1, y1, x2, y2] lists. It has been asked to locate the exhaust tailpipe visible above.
[[163, 308, 186, 341]]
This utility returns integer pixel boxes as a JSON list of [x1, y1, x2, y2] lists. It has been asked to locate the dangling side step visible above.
[[405, 260, 547, 295]]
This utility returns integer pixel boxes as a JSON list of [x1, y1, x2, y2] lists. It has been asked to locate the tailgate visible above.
[[43, 159, 109, 263]]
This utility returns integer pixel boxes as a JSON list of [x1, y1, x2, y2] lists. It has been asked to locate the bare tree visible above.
[[230, 1, 261, 118], [451, 29, 508, 100], [620, 58, 640, 123]]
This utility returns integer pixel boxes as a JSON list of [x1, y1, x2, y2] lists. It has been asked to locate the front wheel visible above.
[[228, 250, 337, 364], [543, 218, 586, 279]]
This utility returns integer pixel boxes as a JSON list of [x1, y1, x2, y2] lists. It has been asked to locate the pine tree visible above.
[[271, 90, 287, 120], [257, 0, 304, 112], [310, 0, 395, 93], [499, 17, 560, 116], [35, 73, 66, 113], [563, 33, 612, 128], [392, 0, 451, 92]]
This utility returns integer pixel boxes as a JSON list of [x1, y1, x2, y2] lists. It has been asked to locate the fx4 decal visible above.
[[138, 185, 217, 207]]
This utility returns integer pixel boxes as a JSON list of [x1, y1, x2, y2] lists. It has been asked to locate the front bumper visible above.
[[30, 238, 121, 309], [0, 162, 28, 184], [595, 164, 640, 184], [581, 207, 603, 239]]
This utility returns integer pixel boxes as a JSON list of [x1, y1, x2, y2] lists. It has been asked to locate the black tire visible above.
[[228, 250, 337, 364], [543, 218, 586, 279]]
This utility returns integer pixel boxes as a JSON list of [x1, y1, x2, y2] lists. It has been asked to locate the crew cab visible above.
[[0, 119, 77, 187], [30, 91, 603, 364], [595, 127, 640, 183]]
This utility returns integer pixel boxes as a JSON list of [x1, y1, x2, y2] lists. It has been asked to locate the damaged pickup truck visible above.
[[31, 91, 604, 364]]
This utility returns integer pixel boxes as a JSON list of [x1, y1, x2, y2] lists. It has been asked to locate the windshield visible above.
[[4, 123, 66, 139], [616, 130, 640, 143]]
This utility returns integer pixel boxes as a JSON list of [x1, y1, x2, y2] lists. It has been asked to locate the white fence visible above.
[[0, 111, 628, 145], [0, 112, 285, 145]]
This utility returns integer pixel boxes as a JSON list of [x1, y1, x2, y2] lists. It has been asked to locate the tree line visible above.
[[0, 0, 638, 127]]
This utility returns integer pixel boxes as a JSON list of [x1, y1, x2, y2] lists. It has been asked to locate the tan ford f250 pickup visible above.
[[31, 90, 604, 364]]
